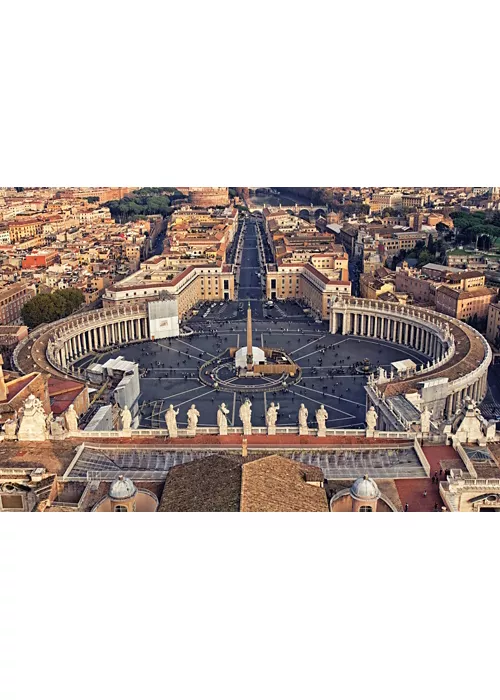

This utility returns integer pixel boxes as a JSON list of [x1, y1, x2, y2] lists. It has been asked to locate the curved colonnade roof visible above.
[[382, 312, 487, 397], [15, 305, 148, 380]]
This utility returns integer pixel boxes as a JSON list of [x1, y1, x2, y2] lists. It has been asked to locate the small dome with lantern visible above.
[[350, 475, 380, 502], [109, 475, 137, 501]]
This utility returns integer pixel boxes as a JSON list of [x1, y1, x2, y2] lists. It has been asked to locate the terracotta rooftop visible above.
[[240, 455, 328, 512], [159, 453, 328, 512], [159, 455, 243, 512]]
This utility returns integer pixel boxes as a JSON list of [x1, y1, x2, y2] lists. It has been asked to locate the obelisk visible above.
[[246, 301, 254, 370]]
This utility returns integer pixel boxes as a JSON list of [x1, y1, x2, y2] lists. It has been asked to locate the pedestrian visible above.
[[431, 475, 435, 484], [423, 490, 427, 497], [439, 468, 443, 476], [434, 471, 438, 480], [434, 503, 439, 512], [404, 503, 409, 512]]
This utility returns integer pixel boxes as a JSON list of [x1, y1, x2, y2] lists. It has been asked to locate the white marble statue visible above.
[[420, 405, 432, 434], [316, 405, 329, 437], [187, 404, 200, 434], [64, 404, 78, 433], [266, 402, 280, 428], [49, 416, 66, 439], [378, 367, 388, 383], [17, 394, 49, 442], [120, 405, 132, 431], [239, 398, 252, 436], [366, 406, 378, 433], [217, 402, 230, 436], [165, 404, 179, 438], [298, 404, 309, 434], [266, 402, 279, 435], [3, 417, 18, 440]]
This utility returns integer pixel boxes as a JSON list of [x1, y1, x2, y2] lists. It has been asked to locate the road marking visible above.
[[290, 335, 325, 356], [142, 384, 209, 403], [173, 388, 216, 409], [291, 391, 356, 423], [297, 383, 365, 408], [176, 339, 214, 359], [289, 389, 355, 418]]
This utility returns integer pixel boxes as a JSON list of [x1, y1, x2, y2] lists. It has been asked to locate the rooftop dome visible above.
[[109, 475, 137, 501], [350, 475, 380, 502]]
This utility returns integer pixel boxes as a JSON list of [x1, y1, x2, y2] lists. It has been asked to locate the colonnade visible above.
[[331, 297, 492, 426], [47, 307, 150, 371], [332, 308, 448, 361]]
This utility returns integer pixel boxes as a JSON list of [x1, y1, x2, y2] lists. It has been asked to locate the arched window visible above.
[[115, 505, 128, 512], [359, 505, 372, 512]]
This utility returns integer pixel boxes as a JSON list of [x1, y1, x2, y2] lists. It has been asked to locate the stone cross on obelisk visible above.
[[246, 301, 254, 370]]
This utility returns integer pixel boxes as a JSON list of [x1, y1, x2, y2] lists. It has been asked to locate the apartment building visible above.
[[486, 303, 500, 346], [0, 283, 35, 324], [436, 285, 496, 321]]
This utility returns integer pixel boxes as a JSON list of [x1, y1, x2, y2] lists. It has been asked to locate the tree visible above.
[[418, 249, 432, 267], [427, 234, 436, 256], [21, 288, 85, 329], [436, 222, 450, 234]]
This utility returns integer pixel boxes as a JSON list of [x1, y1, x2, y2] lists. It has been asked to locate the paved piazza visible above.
[[75, 302, 429, 430]]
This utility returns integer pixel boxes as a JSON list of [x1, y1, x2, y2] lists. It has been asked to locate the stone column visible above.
[[445, 394, 453, 418], [353, 313, 358, 335], [124, 320, 129, 343], [474, 381, 480, 402]]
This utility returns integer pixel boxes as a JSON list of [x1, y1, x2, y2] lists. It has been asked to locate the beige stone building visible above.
[[0, 282, 36, 324], [435, 285, 497, 322], [485, 302, 500, 345], [266, 261, 351, 319], [440, 470, 500, 512], [103, 258, 235, 319]]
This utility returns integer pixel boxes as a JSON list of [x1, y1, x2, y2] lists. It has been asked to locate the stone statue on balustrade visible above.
[[298, 403, 309, 436], [365, 406, 378, 436], [420, 406, 432, 435], [217, 402, 230, 436], [266, 402, 280, 436], [49, 416, 66, 440], [120, 405, 132, 432], [187, 404, 200, 437], [239, 398, 252, 436], [18, 394, 49, 442], [165, 404, 179, 438], [64, 404, 79, 433], [377, 367, 388, 383], [3, 416, 18, 441], [316, 405, 329, 438]]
